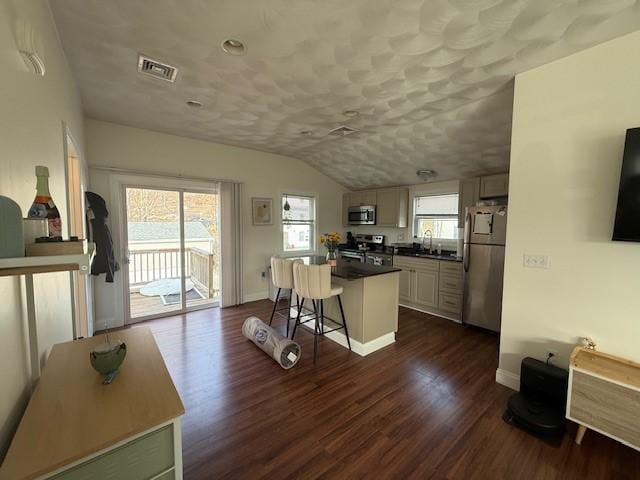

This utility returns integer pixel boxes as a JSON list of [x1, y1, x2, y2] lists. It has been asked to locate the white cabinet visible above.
[[343, 187, 407, 228], [393, 257, 439, 309], [480, 173, 509, 199], [350, 190, 377, 206], [414, 268, 438, 308], [376, 188, 409, 228], [398, 266, 413, 303], [342, 193, 351, 226], [393, 256, 463, 320], [459, 177, 480, 228]]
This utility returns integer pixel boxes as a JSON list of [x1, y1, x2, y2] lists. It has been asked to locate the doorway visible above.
[[123, 185, 220, 323]]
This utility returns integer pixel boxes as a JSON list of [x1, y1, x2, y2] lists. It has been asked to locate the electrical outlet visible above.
[[397, 233, 405, 241], [523, 254, 549, 269]]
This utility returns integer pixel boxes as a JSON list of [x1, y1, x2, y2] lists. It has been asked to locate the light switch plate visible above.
[[523, 254, 549, 269]]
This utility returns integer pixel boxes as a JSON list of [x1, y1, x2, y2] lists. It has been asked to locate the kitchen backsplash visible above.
[[346, 225, 460, 253]]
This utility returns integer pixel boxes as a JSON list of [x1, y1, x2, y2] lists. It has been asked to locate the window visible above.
[[282, 194, 315, 252], [413, 194, 459, 240]]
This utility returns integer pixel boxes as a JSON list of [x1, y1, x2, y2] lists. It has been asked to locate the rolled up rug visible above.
[[242, 316, 301, 369]]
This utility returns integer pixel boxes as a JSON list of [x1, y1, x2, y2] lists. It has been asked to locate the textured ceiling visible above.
[[50, 0, 640, 189]]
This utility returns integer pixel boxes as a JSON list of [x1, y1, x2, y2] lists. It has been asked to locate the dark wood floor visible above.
[[135, 300, 639, 479]]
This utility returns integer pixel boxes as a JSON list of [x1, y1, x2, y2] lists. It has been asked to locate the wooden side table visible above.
[[566, 346, 640, 451], [0, 327, 185, 480]]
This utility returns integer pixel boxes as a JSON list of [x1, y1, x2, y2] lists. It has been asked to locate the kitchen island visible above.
[[291, 256, 400, 356]]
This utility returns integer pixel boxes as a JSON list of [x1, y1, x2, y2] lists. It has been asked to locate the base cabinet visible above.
[[414, 269, 438, 308], [398, 267, 413, 304], [394, 256, 463, 320]]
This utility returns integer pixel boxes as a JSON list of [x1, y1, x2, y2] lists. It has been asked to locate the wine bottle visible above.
[[27, 166, 62, 238]]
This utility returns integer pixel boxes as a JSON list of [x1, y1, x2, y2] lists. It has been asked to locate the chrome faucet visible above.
[[422, 230, 433, 254]]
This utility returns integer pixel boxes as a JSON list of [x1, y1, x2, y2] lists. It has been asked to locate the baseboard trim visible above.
[[398, 303, 462, 323], [299, 320, 395, 357], [496, 368, 520, 391], [243, 291, 269, 303]]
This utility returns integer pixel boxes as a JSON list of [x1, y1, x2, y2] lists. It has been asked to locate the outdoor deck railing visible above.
[[128, 248, 219, 298]]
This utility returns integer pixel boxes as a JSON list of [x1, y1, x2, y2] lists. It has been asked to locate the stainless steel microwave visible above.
[[348, 205, 376, 225]]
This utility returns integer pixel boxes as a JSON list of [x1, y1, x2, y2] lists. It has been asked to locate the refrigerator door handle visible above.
[[463, 242, 470, 272], [463, 212, 471, 272], [464, 212, 471, 243]]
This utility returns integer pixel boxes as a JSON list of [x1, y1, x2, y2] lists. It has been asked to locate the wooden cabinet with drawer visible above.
[[0, 328, 185, 480], [567, 346, 640, 451], [437, 261, 463, 315], [393, 256, 463, 320], [438, 291, 462, 314], [393, 257, 439, 310]]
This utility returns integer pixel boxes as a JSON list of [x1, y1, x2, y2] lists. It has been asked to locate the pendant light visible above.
[[284, 195, 291, 212]]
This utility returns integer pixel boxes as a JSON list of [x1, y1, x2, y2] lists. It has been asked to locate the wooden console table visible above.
[[566, 346, 640, 450], [0, 327, 185, 480]]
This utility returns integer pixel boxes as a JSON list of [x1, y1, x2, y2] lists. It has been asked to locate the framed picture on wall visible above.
[[252, 197, 273, 225]]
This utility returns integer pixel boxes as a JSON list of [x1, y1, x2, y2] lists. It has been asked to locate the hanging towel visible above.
[[86, 191, 119, 282]]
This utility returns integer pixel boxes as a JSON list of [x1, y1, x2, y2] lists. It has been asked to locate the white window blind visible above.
[[413, 194, 459, 240]]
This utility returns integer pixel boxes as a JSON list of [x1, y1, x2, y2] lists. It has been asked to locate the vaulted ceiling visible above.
[[50, 0, 640, 189]]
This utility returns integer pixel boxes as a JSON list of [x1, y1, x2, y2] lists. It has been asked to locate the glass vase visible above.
[[326, 250, 338, 267]]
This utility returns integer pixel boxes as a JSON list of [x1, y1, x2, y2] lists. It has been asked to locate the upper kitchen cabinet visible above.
[[458, 177, 480, 227], [376, 188, 409, 228], [343, 188, 406, 227], [479, 173, 509, 199], [350, 190, 377, 206]]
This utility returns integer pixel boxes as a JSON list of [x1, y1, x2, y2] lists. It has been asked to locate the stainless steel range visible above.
[[338, 234, 392, 265]]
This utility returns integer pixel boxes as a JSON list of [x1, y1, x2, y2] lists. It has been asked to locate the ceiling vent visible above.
[[329, 125, 359, 137], [137, 54, 178, 82]]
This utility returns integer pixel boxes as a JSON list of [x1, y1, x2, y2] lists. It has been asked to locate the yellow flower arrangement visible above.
[[320, 232, 341, 252]]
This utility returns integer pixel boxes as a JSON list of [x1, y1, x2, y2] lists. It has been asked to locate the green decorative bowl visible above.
[[90, 342, 127, 378]]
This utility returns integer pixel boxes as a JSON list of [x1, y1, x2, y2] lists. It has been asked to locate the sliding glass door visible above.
[[123, 186, 219, 323]]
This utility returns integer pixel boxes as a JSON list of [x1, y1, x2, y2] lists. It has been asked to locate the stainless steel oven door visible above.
[[348, 205, 376, 225], [340, 250, 365, 262]]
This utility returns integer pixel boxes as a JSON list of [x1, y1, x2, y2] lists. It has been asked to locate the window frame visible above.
[[411, 193, 460, 242], [280, 192, 317, 255]]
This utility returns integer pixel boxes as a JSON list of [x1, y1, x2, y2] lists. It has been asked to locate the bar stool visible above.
[[269, 256, 297, 337], [291, 262, 351, 362]]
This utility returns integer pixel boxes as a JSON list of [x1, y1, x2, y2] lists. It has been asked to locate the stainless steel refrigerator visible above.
[[462, 205, 507, 332]]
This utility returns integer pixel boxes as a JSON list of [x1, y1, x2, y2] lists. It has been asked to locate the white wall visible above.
[[0, 0, 84, 458], [498, 31, 640, 388], [86, 119, 347, 329]]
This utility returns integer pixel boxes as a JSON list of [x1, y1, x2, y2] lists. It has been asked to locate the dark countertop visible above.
[[297, 256, 401, 280], [394, 251, 463, 263]]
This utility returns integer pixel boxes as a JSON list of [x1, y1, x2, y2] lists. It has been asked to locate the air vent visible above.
[[328, 125, 360, 136], [137, 54, 178, 82]]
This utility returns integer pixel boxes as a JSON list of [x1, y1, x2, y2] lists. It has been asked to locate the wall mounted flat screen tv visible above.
[[613, 127, 640, 242]]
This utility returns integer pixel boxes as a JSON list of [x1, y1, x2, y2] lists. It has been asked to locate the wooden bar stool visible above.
[[291, 262, 351, 362], [269, 256, 297, 337]]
